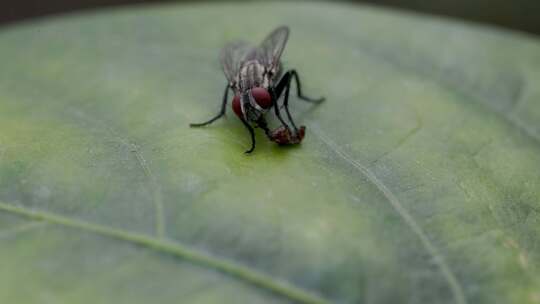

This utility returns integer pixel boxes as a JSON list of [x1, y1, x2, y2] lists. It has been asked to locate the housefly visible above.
[[190, 26, 324, 153]]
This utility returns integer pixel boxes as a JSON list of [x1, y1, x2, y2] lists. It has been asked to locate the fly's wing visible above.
[[219, 41, 252, 86], [258, 26, 290, 73]]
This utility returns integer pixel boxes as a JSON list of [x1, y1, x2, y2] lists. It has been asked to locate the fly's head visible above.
[[232, 87, 272, 122]]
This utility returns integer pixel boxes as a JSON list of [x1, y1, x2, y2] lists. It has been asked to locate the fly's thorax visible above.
[[238, 60, 271, 90], [232, 60, 274, 122]]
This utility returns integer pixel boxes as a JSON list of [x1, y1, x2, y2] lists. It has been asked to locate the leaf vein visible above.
[[0, 201, 330, 304], [349, 39, 540, 145], [69, 109, 166, 239], [370, 115, 422, 166], [130, 143, 166, 238], [311, 126, 467, 304]]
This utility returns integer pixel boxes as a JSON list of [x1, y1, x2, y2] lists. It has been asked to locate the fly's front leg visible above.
[[273, 70, 298, 132], [273, 69, 325, 133], [270, 86, 292, 133], [281, 75, 299, 132], [190, 84, 230, 127], [256, 118, 273, 140]]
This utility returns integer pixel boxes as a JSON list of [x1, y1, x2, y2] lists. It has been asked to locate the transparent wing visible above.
[[258, 26, 290, 72], [219, 41, 252, 85]]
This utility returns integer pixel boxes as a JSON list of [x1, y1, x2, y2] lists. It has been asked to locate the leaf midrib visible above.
[[0, 201, 330, 304], [310, 126, 467, 304]]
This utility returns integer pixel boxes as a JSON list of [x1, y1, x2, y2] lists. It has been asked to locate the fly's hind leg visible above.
[[290, 70, 325, 103], [190, 84, 230, 127]]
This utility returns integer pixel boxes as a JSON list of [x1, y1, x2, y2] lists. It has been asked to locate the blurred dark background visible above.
[[1, 0, 539, 35]]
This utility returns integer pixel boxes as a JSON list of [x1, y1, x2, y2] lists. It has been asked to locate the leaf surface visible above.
[[1, 2, 540, 303]]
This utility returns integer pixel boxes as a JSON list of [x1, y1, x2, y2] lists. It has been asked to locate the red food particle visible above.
[[270, 126, 306, 145]]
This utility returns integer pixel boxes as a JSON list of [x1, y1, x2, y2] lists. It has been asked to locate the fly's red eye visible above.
[[251, 88, 272, 109], [232, 95, 242, 118]]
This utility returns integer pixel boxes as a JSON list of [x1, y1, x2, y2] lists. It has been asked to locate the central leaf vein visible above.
[[0, 201, 330, 304], [311, 126, 467, 304]]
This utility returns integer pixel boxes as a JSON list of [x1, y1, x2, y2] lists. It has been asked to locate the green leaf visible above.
[[1, 2, 540, 303]]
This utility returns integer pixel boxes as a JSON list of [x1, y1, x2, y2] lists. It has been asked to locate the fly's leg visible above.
[[270, 88, 292, 133], [240, 118, 256, 154], [274, 70, 325, 133], [272, 71, 297, 132], [290, 70, 325, 103], [256, 118, 273, 140], [190, 84, 230, 127], [282, 75, 299, 131]]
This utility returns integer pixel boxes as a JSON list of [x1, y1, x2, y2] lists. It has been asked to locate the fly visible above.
[[190, 26, 324, 153]]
